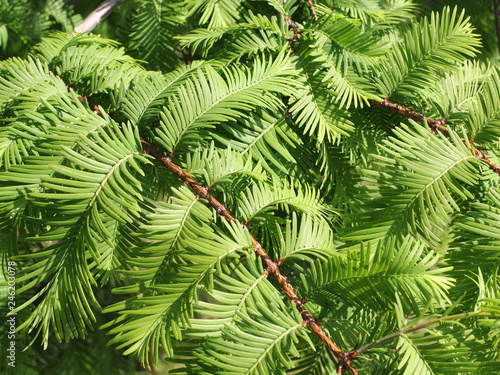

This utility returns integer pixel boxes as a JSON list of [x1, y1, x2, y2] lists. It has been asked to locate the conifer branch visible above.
[[85, 71, 359, 373], [140, 138, 359, 375], [356, 311, 496, 355], [368, 98, 449, 136], [369, 98, 500, 177], [287, 19, 301, 51], [73, 0, 124, 34]]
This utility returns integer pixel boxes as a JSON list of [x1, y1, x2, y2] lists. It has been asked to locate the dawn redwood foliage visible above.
[[1, 0, 500, 374]]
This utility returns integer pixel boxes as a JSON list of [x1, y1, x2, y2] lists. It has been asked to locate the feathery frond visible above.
[[375, 6, 481, 99], [155, 53, 298, 152], [186, 0, 246, 28], [103, 218, 253, 366], [342, 123, 480, 247], [11, 120, 147, 347], [126, 0, 184, 71]]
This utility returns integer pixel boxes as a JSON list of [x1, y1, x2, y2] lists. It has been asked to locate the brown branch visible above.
[[369, 98, 500, 177], [140, 139, 359, 375], [368, 98, 449, 136], [73, 0, 124, 34], [286, 18, 302, 52]]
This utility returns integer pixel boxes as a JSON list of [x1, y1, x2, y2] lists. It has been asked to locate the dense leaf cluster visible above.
[[1, 0, 500, 374]]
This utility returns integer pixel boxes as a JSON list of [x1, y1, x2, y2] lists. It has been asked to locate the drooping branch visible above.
[[140, 139, 359, 375], [73, 0, 124, 34], [369, 98, 500, 177]]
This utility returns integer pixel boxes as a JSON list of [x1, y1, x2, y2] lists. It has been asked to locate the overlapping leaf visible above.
[[375, 6, 481, 99], [11, 121, 147, 347], [301, 236, 453, 315], [237, 178, 332, 225], [126, 0, 184, 71], [155, 53, 298, 152], [342, 122, 480, 247], [179, 12, 288, 60], [212, 109, 301, 175], [103, 218, 253, 366], [186, 0, 245, 28]]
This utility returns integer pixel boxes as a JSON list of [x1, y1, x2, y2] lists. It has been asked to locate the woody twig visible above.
[[140, 139, 359, 375], [306, 0, 318, 21], [369, 98, 500, 177], [287, 19, 301, 52], [73, 0, 124, 34]]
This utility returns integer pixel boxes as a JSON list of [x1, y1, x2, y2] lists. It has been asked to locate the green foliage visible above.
[[2, 0, 500, 374], [0, 0, 81, 59]]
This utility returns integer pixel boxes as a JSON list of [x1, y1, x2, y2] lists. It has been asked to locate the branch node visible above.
[[275, 257, 286, 266]]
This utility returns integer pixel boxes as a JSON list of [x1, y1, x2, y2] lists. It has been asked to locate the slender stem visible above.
[[73, 0, 124, 34], [494, 0, 500, 55], [140, 139, 359, 375], [148, 345, 157, 375], [305, 0, 318, 21], [369, 98, 500, 178], [287, 19, 301, 52], [357, 311, 495, 354]]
